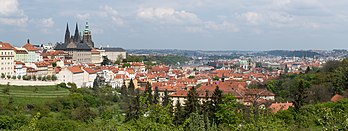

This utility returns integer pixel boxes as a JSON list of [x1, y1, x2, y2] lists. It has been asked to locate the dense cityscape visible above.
[[1, 0, 348, 130]]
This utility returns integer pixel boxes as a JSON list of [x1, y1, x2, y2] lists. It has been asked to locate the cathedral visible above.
[[64, 22, 94, 48], [54, 22, 94, 63], [54, 21, 127, 64]]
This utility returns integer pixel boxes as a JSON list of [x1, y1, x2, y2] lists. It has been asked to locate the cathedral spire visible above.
[[73, 22, 80, 43], [64, 23, 70, 44]]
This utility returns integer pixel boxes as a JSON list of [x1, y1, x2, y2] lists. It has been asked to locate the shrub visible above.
[[52, 75, 57, 81], [37, 76, 42, 81], [46, 75, 52, 81], [27, 75, 32, 81], [17, 75, 21, 80], [32, 75, 37, 81]]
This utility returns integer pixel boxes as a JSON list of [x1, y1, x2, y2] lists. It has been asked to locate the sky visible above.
[[0, 0, 348, 50]]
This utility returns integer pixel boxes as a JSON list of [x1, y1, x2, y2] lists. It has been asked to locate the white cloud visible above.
[[100, 5, 125, 26], [137, 7, 200, 24], [38, 18, 54, 28], [0, 0, 22, 16], [243, 12, 262, 25], [76, 13, 90, 20], [204, 21, 239, 32], [137, 7, 239, 32], [0, 0, 28, 26]]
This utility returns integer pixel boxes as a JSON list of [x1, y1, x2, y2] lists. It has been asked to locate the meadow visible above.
[[0, 84, 69, 105]]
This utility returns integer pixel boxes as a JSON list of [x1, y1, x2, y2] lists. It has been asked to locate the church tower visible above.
[[64, 23, 70, 44], [82, 21, 94, 48], [73, 22, 81, 43]]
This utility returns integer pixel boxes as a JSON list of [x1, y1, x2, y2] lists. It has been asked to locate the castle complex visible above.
[[54, 22, 126, 64]]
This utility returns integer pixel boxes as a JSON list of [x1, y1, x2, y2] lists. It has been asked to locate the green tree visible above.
[[27, 75, 32, 80], [144, 82, 153, 105], [213, 76, 220, 81], [128, 79, 135, 96], [17, 75, 21, 80], [46, 75, 52, 81], [184, 86, 200, 118], [292, 79, 310, 112], [52, 75, 57, 81], [37, 76, 42, 81], [215, 94, 241, 129], [6, 75, 11, 79], [173, 101, 185, 125], [162, 89, 170, 106], [41, 76, 46, 81], [126, 90, 141, 121], [32, 75, 37, 81], [11, 75, 16, 80], [1, 73, 5, 79], [101, 56, 112, 66], [305, 66, 311, 74], [212, 86, 223, 124], [52, 62, 57, 67], [153, 86, 159, 104], [188, 76, 195, 79], [120, 82, 130, 111], [71, 104, 97, 122]]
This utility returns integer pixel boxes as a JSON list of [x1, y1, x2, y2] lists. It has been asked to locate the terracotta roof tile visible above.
[[331, 94, 344, 102], [68, 66, 84, 74], [0, 42, 13, 50], [23, 43, 38, 51]]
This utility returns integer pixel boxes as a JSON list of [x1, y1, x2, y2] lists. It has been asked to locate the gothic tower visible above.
[[64, 23, 70, 44], [73, 22, 80, 43]]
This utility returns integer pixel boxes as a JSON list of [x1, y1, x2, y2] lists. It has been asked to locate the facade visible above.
[[0, 42, 15, 76], [14, 61, 27, 77], [22, 42, 42, 62], [58, 66, 85, 88], [91, 48, 102, 64], [100, 47, 126, 62], [14, 47, 28, 62], [83, 67, 97, 88]]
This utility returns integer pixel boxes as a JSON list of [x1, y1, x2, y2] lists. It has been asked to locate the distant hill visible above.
[[263, 50, 321, 57]]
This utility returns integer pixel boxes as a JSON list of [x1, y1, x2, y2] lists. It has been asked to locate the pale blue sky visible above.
[[0, 0, 347, 50]]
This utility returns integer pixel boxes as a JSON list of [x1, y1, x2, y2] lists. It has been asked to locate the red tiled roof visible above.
[[268, 102, 293, 113], [331, 94, 344, 102], [35, 62, 50, 67], [83, 67, 96, 74], [23, 43, 38, 51], [0, 42, 13, 50], [68, 66, 84, 74], [170, 90, 188, 97]]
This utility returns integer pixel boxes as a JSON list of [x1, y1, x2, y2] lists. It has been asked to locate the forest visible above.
[[1, 59, 348, 130]]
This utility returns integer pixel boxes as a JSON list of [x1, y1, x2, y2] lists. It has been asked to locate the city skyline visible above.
[[1, 0, 348, 50]]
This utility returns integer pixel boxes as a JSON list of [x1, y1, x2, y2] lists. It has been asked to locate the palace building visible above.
[[54, 22, 93, 63]]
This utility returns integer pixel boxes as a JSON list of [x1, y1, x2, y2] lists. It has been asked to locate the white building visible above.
[[58, 66, 85, 88], [0, 42, 15, 76], [83, 67, 97, 88], [14, 61, 27, 77]]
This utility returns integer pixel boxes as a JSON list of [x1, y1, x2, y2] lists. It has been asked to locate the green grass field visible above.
[[0, 85, 70, 105]]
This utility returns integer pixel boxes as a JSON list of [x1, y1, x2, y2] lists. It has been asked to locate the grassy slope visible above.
[[0, 85, 69, 105]]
